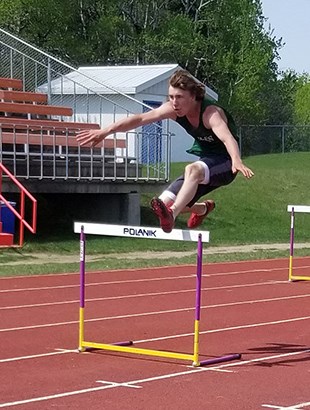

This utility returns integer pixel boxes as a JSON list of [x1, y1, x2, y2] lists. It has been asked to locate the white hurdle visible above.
[[287, 205, 310, 281], [74, 222, 210, 242], [74, 222, 241, 367]]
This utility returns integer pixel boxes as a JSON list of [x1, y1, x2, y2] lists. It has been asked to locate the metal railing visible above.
[[0, 162, 37, 246], [0, 123, 171, 181], [0, 28, 171, 182]]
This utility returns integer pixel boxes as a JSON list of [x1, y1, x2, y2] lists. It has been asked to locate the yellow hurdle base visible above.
[[289, 256, 310, 281], [80, 341, 197, 365], [289, 275, 310, 281]]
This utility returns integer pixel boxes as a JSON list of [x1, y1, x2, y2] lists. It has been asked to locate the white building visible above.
[[44, 64, 218, 162]]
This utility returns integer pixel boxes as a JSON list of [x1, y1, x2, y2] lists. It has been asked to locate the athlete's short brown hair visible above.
[[169, 69, 205, 101]]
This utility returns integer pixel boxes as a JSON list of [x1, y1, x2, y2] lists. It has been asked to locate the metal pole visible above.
[[193, 233, 203, 366], [79, 225, 86, 351]]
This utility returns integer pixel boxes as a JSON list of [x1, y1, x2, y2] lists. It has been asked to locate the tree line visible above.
[[1, 0, 309, 126]]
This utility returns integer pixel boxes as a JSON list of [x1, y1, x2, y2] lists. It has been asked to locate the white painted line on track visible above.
[[1, 255, 309, 282], [135, 315, 310, 344], [0, 316, 310, 361], [0, 275, 194, 293], [1, 294, 310, 333], [0, 280, 287, 310], [185, 366, 234, 373], [0, 383, 118, 408], [205, 349, 310, 370], [96, 380, 142, 389], [0, 349, 309, 408], [0, 349, 80, 364], [1, 264, 309, 294], [0, 350, 71, 364], [2, 313, 309, 364], [262, 401, 310, 409]]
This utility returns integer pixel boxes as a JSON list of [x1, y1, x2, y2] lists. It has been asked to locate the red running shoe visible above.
[[151, 197, 174, 233], [187, 200, 215, 229]]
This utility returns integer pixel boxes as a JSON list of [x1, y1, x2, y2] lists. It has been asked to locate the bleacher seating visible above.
[[0, 76, 126, 179], [0, 90, 48, 104], [0, 77, 23, 90], [0, 76, 125, 143], [0, 101, 73, 118]]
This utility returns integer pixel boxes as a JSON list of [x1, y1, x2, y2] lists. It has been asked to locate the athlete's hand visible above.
[[232, 160, 254, 179], [76, 129, 107, 147]]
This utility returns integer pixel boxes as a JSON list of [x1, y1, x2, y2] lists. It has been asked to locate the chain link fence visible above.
[[239, 125, 310, 157]]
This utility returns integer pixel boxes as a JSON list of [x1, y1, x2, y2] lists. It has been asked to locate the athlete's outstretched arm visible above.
[[205, 107, 254, 179], [76, 102, 175, 147]]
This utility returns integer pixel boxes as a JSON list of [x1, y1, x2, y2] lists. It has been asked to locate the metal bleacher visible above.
[[0, 28, 171, 183]]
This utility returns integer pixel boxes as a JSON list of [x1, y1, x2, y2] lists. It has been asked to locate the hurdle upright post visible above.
[[287, 204, 310, 281], [193, 233, 203, 367], [78, 225, 86, 352], [289, 207, 295, 281]]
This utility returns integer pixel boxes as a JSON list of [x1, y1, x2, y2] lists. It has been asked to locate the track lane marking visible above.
[[0, 350, 71, 363], [0, 256, 309, 281], [262, 401, 310, 409], [1, 294, 309, 333], [1, 315, 309, 363], [0, 280, 287, 310], [1, 349, 309, 408], [1, 265, 309, 294], [96, 380, 142, 389]]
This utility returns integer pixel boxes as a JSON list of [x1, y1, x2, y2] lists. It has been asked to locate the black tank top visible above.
[[176, 96, 238, 157]]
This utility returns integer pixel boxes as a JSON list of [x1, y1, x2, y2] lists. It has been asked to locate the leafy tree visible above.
[[187, 0, 282, 124], [265, 70, 301, 125], [1, 0, 305, 128], [0, 0, 24, 33], [141, 13, 206, 66], [294, 75, 310, 124]]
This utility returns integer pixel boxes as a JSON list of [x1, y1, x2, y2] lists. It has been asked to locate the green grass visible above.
[[0, 248, 309, 277], [142, 152, 310, 245], [0, 152, 309, 276]]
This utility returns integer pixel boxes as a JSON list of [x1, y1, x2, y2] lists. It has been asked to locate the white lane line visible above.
[[0, 260, 285, 280], [0, 383, 118, 408], [1, 294, 310, 333], [0, 350, 71, 363], [2, 256, 309, 281], [0, 349, 309, 408], [135, 315, 310, 344], [185, 366, 234, 373], [1, 315, 309, 364], [96, 380, 142, 389], [0, 275, 194, 293], [1, 264, 309, 294], [262, 401, 310, 409], [0, 280, 287, 310]]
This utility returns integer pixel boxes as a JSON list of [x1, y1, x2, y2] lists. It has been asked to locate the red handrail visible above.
[[0, 162, 37, 247]]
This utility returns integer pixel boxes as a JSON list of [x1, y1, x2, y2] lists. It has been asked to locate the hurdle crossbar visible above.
[[74, 222, 241, 367], [287, 205, 310, 281], [74, 222, 210, 242]]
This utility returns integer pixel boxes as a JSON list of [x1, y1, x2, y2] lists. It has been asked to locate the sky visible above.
[[260, 0, 310, 74]]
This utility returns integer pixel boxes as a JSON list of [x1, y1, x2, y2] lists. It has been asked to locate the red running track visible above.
[[0, 257, 309, 409]]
